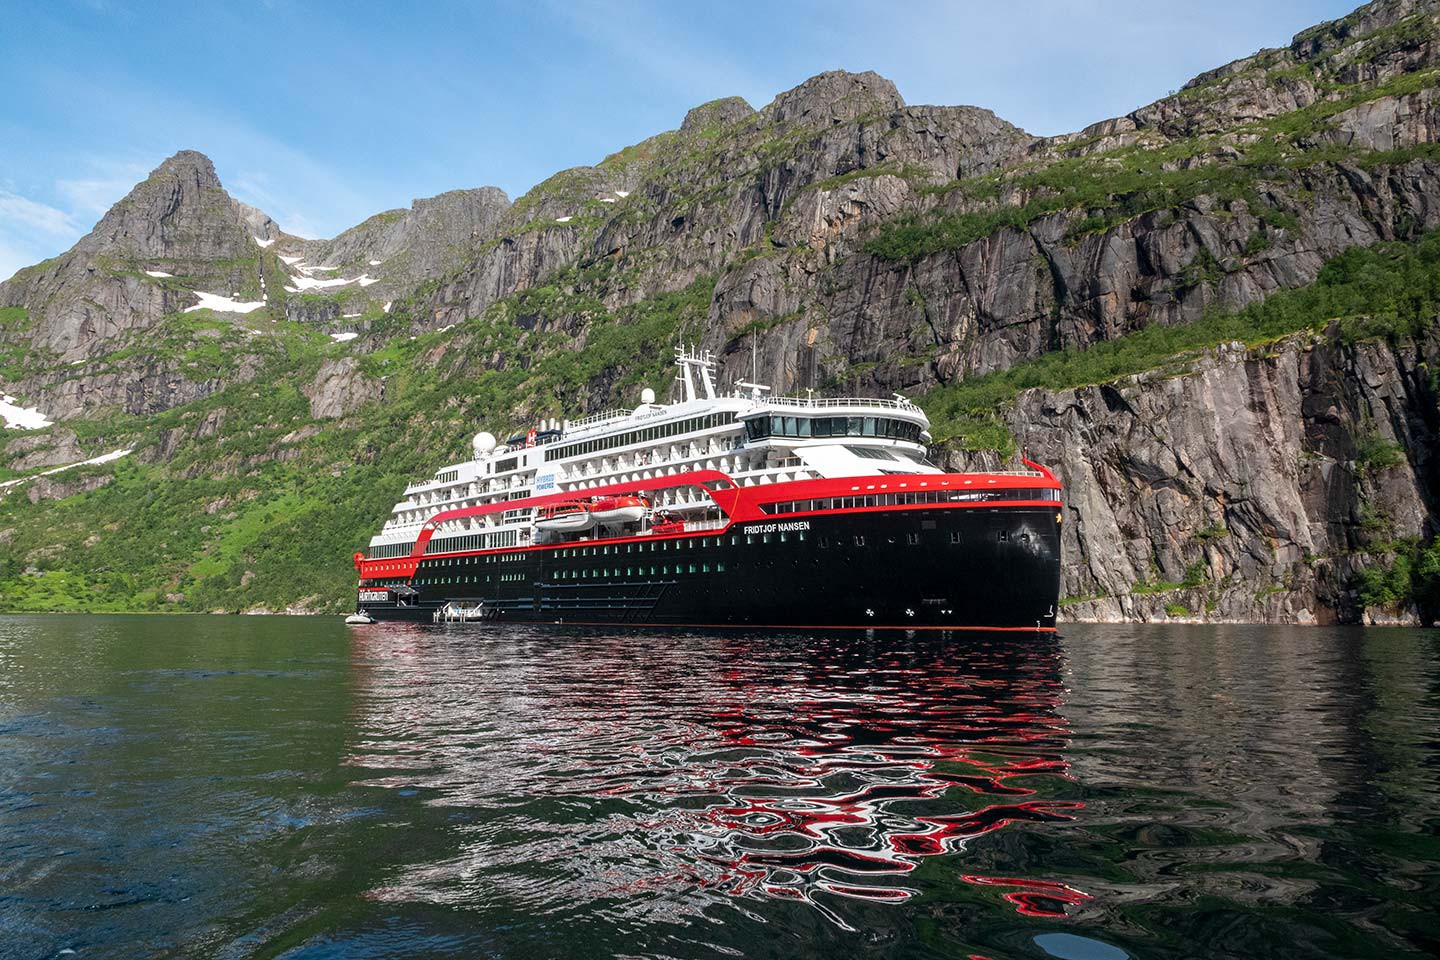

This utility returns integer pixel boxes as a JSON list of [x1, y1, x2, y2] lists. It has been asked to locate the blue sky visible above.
[[1, 0, 1358, 280]]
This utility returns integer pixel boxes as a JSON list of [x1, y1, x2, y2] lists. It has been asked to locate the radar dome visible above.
[[472, 431, 497, 457], [641, 387, 656, 405]]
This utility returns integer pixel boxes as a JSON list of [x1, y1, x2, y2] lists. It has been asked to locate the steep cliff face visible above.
[[421, 70, 1034, 334], [290, 186, 512, 320], [0, 152, 296, 418], [411, 0, 1440, 406], [1002, 324, 1439, 624]]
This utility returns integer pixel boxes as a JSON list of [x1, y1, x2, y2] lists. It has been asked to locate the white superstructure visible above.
[[367, 349, 938, 559]]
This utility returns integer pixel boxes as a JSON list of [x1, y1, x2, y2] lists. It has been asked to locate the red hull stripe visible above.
[[356, 498, 1063, 577], [359, 468, 1062, 569]]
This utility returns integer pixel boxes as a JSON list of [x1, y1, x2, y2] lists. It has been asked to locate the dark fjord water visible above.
[[1, 617, 1437, 960]]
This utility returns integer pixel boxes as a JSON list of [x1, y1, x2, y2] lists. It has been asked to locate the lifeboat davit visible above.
[[590, 495, 648, 525], [535, 501, 595, 532]]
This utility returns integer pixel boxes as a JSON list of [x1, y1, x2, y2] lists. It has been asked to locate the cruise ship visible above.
[[351, 349, 1062, 631]]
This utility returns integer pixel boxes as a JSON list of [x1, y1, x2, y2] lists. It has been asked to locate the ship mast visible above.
[[674, 345, 719, 402]]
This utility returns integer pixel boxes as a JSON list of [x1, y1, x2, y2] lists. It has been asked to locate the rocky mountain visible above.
[[0, 0, 1437, 622], [284, 186, 512, 325], [2, 151, 278, 359], [1015, 323, 1439, 625]]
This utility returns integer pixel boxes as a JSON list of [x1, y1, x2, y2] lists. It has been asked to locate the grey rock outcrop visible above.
[[296, 186, 512, 295], [1007, 324, 1439, 623], [26, 473, 113, 504], [305, 357, 383, 419]]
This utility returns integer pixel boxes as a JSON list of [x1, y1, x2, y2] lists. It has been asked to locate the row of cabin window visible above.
[[555, 563, 726, 579], [413, 528, 991, 582], [406, 524, 990, 572], [415, 530, 974, 585], [744, 415, 922, 443], [760, 488, 1046, 514], [425, 531, 806, 572], [422, 530, 815, 569], [425, 530, 521, 555], [810, 532, 930, 548], [811, 531, 998, 547], [546, 413, 734, 463], [417, 553, 523, 568], [414, 563, 729, 586], [415, 573, 524, 585], [557, 531, 810, 557]]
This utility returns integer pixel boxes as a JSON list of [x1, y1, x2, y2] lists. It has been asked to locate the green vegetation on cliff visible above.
[[0, 272, 715, 613], [1356, 538, 1440, 613], [921, 230, 1440, 450], [868, 66, 1440, 262]]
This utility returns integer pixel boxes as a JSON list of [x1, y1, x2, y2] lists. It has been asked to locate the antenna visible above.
[[734, 335, 771, 401]]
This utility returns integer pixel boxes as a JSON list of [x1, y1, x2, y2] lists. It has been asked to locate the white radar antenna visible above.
[[673, 344, 719, 402]]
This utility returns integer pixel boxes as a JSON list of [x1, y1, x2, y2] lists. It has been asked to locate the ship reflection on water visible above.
[[5, 618, 1436, 958], [345, 627, 1085, 928]]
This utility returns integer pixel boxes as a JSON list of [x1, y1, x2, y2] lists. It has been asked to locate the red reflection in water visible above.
[[961, 875, 1092, 917], [347, 630, 1087, 926], [676, 638, 1086, 915]]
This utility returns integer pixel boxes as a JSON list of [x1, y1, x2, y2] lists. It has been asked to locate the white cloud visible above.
[[0, 191, 85, 281], [0, 236, 41, 284], [54, 161, 150, 219], [0, 190, 81, 237]]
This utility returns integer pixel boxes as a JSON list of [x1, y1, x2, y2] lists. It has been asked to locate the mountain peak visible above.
[[152, 149, 219, 180], [762, 70, 904, 126], [76, 148, 251, 259], [680, 96, 755, 134]]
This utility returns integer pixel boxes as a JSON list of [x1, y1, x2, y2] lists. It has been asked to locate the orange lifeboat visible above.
[[590, 494, 648, 525]]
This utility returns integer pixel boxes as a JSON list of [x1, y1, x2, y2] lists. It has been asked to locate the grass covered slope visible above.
[[0, 270, 714, 613]]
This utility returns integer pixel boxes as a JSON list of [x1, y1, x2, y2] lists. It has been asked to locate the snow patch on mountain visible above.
[[184, 292, 265, 314], [1, 395, 53, 430], [0, 448, 134, 490]]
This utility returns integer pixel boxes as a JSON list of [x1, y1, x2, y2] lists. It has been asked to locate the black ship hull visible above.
[[357, 505, 1062, 631]]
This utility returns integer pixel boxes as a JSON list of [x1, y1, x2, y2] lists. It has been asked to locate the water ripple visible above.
[[343, 628, 1084, 928], [2, 616, 1437, 958]]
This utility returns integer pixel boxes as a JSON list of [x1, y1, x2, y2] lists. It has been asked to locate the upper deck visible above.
[[369, 348, 949, 554]]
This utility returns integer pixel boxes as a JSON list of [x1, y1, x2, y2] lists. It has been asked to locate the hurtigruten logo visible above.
[[742, 521, 811, 535]]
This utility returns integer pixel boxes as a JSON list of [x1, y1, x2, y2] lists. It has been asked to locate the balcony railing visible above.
[[759, 395, 922, 412]]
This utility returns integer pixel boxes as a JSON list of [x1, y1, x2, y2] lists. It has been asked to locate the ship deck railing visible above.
[[761, 395, 922, 412], [561, 408, 634, 433]]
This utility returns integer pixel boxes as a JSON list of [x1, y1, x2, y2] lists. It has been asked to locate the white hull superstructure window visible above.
[[366, 347, 939, 558]]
